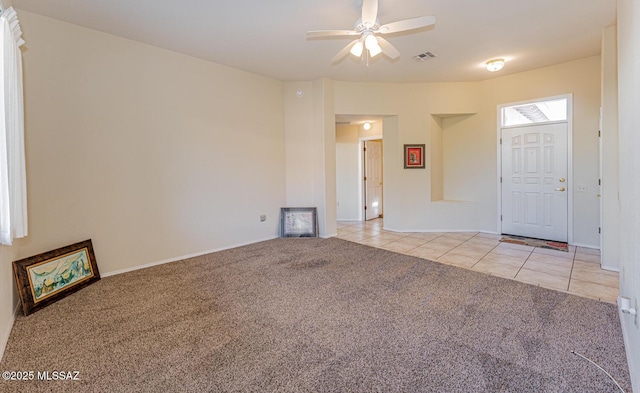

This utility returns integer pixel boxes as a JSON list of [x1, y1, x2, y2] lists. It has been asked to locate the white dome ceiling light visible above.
[[486, 58, 505, 72]]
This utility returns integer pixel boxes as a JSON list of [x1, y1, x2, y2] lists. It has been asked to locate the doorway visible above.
[[498, 95, 572, 243], [335, 117, 385, 222], [363, 139, 383, 220]]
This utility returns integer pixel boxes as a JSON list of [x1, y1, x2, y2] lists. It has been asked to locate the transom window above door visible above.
[[501, 98, 568, 127]]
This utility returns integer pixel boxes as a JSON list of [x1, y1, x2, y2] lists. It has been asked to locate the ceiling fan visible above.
[[307, 0, 436, 63]]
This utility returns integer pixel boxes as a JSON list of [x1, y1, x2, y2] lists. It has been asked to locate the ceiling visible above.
[[12, 0, 616, 83]]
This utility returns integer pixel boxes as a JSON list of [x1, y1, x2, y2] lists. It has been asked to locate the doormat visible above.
[[500, 235, 568, 252]]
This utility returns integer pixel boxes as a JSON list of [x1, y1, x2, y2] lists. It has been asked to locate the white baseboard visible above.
[[600, 265, 620, 273], [322, 233, 337, 239], [102, 235, 278, 278], [570, 242, 600, 250], [618, 299, 640, 393]]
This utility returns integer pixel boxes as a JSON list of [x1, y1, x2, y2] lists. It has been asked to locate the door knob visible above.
[[555, 187, 566, 191], [559, 178, 566, 183]]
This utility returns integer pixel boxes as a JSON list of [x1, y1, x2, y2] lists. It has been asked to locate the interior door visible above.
[[501, 123, 568, 242], [364, 140, 383, 220]]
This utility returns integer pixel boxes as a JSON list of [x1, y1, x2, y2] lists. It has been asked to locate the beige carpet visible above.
[[0, 238, 632, 392]]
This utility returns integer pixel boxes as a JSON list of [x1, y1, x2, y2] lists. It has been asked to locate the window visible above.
[[501, 98, 568, 127], [0, 7, 27, 246]]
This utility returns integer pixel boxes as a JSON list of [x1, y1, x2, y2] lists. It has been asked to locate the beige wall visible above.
[[335, 124, 360, 220], [284, 82, 315, 208], [334, 57, 602, 246], [601, 25, 619, 270], [315, 78, 337, 237], [617, 1, 640, 389], [283, 79, 336, 237], [14, 11, 285, 272]]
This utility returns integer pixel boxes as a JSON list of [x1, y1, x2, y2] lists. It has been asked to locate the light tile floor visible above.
[[337, 219, 619, 304]]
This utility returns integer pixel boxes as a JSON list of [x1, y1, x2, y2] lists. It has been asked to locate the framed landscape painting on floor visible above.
[[12, 239, 100, 316]]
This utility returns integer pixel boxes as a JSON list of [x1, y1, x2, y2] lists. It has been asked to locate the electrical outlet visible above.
[[259, 214, 266, 222], [576, 185, 587, 192], [618, 296, 639, 328]]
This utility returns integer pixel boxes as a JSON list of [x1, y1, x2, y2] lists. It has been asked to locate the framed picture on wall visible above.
[[404, 144, 425, 169]]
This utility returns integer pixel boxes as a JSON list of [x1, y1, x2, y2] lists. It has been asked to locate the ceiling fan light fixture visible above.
[[364, 33, 378, 50], [486, 58, 505, 72], [350, 41, 364, 57], [368, 44, 382, 57]]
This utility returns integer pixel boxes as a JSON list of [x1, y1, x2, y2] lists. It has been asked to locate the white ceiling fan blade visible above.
[[377, 37, 400, 59], [361, 0, 378, 28], [332, 39, 360, 63], [378, 16, 436, 34], [306, 30, 359, 38]]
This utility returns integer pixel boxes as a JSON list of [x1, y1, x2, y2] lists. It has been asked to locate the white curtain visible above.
[[0, 7, 26, 246]]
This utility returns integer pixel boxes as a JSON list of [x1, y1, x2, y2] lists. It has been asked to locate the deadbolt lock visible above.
[[559, 178, 566, 183]]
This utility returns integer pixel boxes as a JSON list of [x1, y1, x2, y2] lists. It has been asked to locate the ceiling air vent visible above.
[[413, 51, 437, 62]]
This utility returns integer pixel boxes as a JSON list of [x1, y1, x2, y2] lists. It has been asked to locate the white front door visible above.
[[501, 123, 568, 242], [364, 140, 383, 220]]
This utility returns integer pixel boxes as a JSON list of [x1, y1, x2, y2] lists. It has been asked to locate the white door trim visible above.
[[359, 135, 383, 221], [496, 94, 573, 244]]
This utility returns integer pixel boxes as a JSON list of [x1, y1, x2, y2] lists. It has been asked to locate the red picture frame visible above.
[[404, 144, 425, 169]]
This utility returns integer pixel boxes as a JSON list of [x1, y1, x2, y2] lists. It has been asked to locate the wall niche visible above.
[[429, 113, 476, 202]]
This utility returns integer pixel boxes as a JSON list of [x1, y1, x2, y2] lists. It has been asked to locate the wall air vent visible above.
[[413, 51, 437, 62]]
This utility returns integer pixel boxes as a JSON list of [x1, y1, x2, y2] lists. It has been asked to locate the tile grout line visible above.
[[440, 233, 504, 268], [468, 239, 501, 269], [401, 232, 456, 260], [567, 246, 577, 292], [412, 235, 450, 259], [513, 246, 536, 278], [435, 233, 480, 263]]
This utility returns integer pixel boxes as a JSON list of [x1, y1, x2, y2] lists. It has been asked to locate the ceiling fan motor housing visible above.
[[355, 18, 380, 32]]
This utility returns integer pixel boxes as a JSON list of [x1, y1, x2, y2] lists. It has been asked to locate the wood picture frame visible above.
[[280, 207, 318, 238], [13, 239, 100, 316], [404, 144, 425, 169]]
